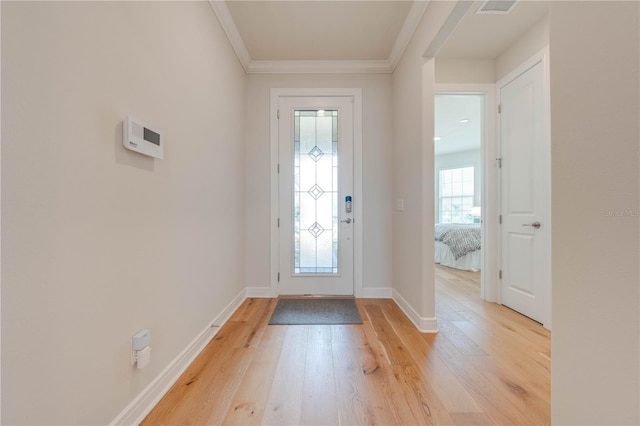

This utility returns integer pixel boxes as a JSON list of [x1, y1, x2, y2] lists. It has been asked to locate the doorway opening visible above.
[[434, 93, 483, 276], [433, 88, 498, 303]]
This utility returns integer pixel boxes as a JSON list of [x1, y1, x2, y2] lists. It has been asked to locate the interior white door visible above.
[[500, 59, 549, 323], [278, 96, 354, 295]]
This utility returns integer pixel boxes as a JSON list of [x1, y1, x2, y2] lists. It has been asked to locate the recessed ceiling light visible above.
[[460, 118, 470, 123], [434, 136, 441, 141]]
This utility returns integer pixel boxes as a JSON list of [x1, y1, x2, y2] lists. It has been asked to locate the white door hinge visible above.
[[277, 109, 280, 119], [499, 214, 502, 224], [499, 270, 502, 279], [498, 104, 502, 114], [497, 158, 502, 168], [277, 272, 280, 282]]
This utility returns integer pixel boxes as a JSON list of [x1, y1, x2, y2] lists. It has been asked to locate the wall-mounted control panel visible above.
[[123, 116, 163, 159]]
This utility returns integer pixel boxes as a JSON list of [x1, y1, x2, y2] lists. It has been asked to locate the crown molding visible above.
[[210, 0, 429, 75], [209, 0, 251, 72], [247, 60, 393, 74]]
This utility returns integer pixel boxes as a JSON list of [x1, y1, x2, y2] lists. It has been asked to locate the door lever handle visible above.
[[340, 218, 352, 224], [522, 221, 541, 229]]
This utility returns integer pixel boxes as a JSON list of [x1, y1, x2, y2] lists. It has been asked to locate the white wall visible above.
[[244, 74, 393, 292], [496, 15, 549, 81], [434, 15, 548, 86], [549, 2, 639, 424], [435, 58, 496, 84], [392, 1, 456, 327], [434, 149, 482, 222], [1, 2, 246, 424]]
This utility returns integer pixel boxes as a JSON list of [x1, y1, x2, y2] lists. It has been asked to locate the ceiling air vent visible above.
[[477, 0, 518, 14]]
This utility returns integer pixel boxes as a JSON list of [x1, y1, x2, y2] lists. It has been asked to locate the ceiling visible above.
[[437, 0, 549, 59], [212, 0, 428, 73], [434, 94, 482, 156], [211, 1, 549, 154], [212, 0, 550, 73], [226, 1, 413, 61]]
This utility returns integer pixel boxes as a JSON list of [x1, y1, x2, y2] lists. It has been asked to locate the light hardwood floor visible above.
[[142, 265, 550, 425]]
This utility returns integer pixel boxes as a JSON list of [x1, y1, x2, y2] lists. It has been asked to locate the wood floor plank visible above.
[[364, 303, 454, 425], [452, 319, 551, 382], [379, 300, 484, 415], [434, 270, 551, 425], [430, 335, 533, 425], [221, 325, 287, 425], [330, 324, 397, 425], [141, 320, 251, 425], [143, 268, 550, 426], [466, 354, 550, 425], [300, 325, 339, 425], [433, 316, 487, 357], [261, 325, 308, 425], [436, 297, 473, 323], [435, 268, 550, 350], [450, 412, 496, 425], [358, 301, 427, 424]]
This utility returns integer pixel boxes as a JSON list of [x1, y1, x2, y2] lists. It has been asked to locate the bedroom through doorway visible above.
[[434, 93, 484, 297]]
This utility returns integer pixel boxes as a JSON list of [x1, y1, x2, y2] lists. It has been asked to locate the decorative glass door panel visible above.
[[294, 110, 338, 275], [278, 96, 354, 296]]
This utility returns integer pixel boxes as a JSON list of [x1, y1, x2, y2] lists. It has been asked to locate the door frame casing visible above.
[[496, 46, 552, 330], [434, 84, 498, 303], [270, 88, 363, 297]]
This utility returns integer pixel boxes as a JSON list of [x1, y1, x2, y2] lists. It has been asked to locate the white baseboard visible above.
[[213, 289, 248, 327], [392, 289, 438, 333], [110, 289, 247, 426], [246, 286, 275, 298], [359, 287, 393, 298]]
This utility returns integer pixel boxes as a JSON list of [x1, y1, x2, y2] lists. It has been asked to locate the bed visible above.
[[434, 223, 481, 271]]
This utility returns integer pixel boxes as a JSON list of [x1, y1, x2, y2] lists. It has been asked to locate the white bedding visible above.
[[435, 240, 481, 271], [434, 224, 481, 259]]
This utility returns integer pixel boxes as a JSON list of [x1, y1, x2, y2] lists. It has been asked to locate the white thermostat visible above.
[[123, 116, 163, 159]]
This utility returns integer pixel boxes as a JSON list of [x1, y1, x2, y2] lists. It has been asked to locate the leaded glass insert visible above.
[[308, 146, 324, 162], [294, 110, 339, 274], [308, 184, 324, 200], [308, 222, 325, 238]]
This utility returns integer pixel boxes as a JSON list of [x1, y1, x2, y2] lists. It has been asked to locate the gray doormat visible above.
[[268, 299, 363, 325]]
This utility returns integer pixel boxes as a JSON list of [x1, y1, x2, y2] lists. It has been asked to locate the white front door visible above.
[[277, 96, 354, 295], [499, 55, 550, 325]]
